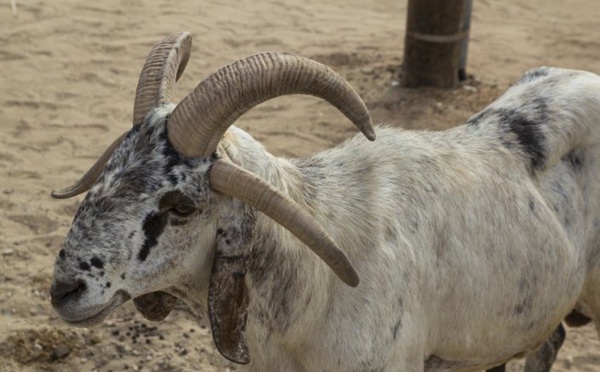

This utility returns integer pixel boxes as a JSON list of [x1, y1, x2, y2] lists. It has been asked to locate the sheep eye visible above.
[[169, 204, 197, 218]]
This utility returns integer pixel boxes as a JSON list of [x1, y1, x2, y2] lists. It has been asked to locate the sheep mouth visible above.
[[61, 291, 130, 327]]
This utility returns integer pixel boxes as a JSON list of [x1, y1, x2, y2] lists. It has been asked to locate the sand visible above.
[[1, 0, 600, 370]]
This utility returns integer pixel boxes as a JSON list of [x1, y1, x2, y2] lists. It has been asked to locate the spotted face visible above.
[[51, 106, 219, 326]]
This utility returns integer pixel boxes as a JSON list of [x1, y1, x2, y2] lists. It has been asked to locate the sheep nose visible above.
[[50, 279, 86, 306]]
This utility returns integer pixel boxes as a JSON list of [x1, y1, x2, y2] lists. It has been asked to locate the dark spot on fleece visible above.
[[469, 106, 547, 172], [103, 126, 140, 173], [247, 217, 302, 332], [518, 276, 530, 293], [138, 211, 168, 262], [501, 107, 546, 172], [529, 199, 536, 213], [392, 318, 402, 340], [517, 67, 550, 84], [90, 256, 104, 269], [564, 149, 584, 170], [513, 295, 534, 315], [160, 129, 194, 173], [159, 190, 197, 212], [59, 249, 66, 259], [167, 172, 179, 186], [79, 261, 91, 271], [466, 108, 495, 127]]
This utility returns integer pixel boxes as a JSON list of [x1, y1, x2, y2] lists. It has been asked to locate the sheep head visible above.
[[49, 32, 373, 363]]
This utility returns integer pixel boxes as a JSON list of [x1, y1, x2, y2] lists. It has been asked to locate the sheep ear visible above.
[[133, 291, 177, 321], [207, 203, 254, 364], [208, 254, 250, 364]]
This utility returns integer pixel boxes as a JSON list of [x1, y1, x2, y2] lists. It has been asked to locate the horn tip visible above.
[[51, 188, 78, 199], [343, 270, 360, 287], [50, 190, 68, 199], [51, 192, 64, 199], [363, 124, 376, 141]]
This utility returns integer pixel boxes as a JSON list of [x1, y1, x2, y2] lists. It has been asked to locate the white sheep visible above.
[[50, 32, 600, 371]]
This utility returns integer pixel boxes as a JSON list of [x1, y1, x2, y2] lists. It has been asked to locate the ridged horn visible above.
[[167, 52, 375, 158], [52, 32, 192, 199], [133, 32, 192, 125], [209, 159, 360, 287], [51, 132, 128, 199]]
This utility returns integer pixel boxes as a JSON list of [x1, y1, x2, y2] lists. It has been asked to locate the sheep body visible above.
[[215, 67, 600, 371], [51, 66, 600, 371]]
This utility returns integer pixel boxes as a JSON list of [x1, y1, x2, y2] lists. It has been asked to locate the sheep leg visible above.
[[522, 323, 566, 372], [520, 309, 590, 372], [484, 323, 566, 372]]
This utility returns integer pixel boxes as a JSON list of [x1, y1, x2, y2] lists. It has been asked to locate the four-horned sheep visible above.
[[49, 32, 600, 371]]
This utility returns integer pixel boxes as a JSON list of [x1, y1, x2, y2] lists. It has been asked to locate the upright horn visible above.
[[132, 32, 192, 125], [167, 51, 375, 158], [51, 32, 192, 199]]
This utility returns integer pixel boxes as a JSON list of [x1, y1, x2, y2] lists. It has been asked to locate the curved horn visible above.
[[51, 132, 128, 199], [168, 52, 375, 158], [52, 32, 193, 199], [133, 32, 192, 125], [210, 159, 360, 287]]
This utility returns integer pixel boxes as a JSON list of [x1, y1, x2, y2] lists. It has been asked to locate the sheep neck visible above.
[[220, 128, 335, 364]]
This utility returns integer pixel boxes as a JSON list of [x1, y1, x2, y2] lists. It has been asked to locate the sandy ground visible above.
[[1, 0, 600, 371]]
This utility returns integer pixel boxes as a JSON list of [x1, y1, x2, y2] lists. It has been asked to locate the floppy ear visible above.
[[208, 199, 255, 364], [133, 291, 178, 321]]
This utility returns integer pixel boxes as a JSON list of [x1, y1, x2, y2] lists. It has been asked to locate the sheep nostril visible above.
[[50, 279, 86, 305]]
